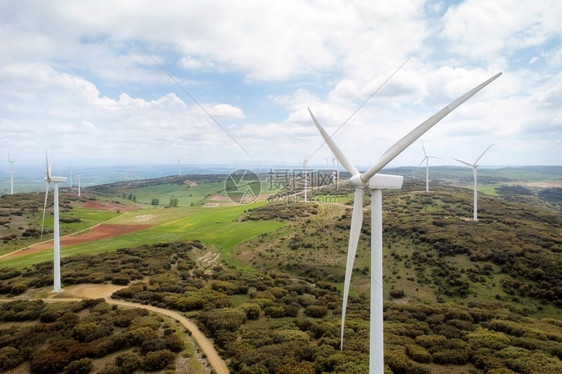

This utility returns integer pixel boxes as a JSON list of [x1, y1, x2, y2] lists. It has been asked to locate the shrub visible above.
[[405, 344, 432, 363], [304, 305, 328, 318], [390, 289, 406, 298], [264, 305, 286, 318], [165, 334, 185, 353], [30, 340, 89, 374], [73, 322, 113, 343], [140, 338, 167, 354], [385, 349, 413, 373], [239, 303, 261, 320], [64, 358, 93, 374], [0, 346, 22, 371], [115, 352, 141, 374], [432, 349, 470, 365], [127, 326, 158, 346], [141, 349, 175, 371], [175, 295, 206, 311], [199, 308, 246, 335]]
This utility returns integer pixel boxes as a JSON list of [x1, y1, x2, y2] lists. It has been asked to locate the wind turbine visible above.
[[309, 72, 501, 374], [8, 148, 14, 195], [41, 153, 67, 293], [417, 142, 440, 192], [77, 174, 81, 197], [453, 144, 493, 221], [301, 154, 309, 202]]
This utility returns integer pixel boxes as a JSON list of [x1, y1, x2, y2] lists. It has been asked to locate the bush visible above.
[[140, 338, 167, 354], [264, 305, 286, 318], [405, 344, 432, 363], [199, 308, 246, 335], [64, 358, 93, 374], [141, 349, 175, 371], [30, 340, 89, 374], [165, 334, 185, 353], [115, 352, 141, 374], [127, 327, 158, 346], [239, 303, 261, 320], [0, 346, 22, 371], [432, 349, 470, 365], [385, 349, 412, 373], [304, 305, 328, 318], [73, 322, 113, 343]]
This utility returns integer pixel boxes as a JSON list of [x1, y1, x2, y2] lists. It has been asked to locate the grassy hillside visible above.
[[0, 169, 560, 373]]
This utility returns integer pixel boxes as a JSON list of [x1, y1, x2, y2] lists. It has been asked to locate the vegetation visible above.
[[0, 168, 561, 373], [0, 299, 189, 373]]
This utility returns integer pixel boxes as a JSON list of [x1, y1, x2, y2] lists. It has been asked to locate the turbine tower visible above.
[[301, 155, 309, 203], [41, 153, 67, 293], [454, 144, 493, 221], [309, 72, 501, 374], [8, 148, 14, 195], [77, 174, 81, 197], [417, 142, 439, 192]]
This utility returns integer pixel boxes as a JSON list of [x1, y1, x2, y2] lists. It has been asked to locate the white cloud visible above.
[[0, 0, 560, 169]]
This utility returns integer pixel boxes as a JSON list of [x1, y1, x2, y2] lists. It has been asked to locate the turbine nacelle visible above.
[[46, 176, 67, 183], [350, 173, 403, 189]]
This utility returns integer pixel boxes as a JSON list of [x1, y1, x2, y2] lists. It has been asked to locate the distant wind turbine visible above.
[[309, 72, 501, 374], [8, 148, 14, 195], [41, 152, 67, 293], [417, 142, 440, 192], [453, 144, 493, 221], [77, 175, 81, 197], [301, 154, 309, 203]]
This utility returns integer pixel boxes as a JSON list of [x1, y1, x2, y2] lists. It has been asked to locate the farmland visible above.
[[0, 167, 561, 373]]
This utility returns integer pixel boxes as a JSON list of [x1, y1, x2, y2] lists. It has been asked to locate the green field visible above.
[[1, 203, 284, 269]]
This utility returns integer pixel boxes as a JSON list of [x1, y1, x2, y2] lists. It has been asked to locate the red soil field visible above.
[[3, 223, 152, 260]]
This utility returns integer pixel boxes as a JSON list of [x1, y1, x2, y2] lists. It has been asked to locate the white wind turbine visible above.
[[301, 154, 309, 202], [417, 142, 440, 192], [41, 153, 67, 293], [77, 174, 81, 197], [453, 144, 493, 221], [309, 72, 501, 374], [8, 148, 14, 195]]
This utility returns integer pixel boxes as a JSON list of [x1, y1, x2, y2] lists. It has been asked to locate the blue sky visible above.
[[1, 0, 560, 173]]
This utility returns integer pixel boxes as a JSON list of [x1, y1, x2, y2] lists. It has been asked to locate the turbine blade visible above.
[[417, 157, 426, 168], [361, 72, 502, 182], [41, 181, 49, 239], [341, 188, 364, 349], [309, 108, 359, 176], [422, 142, 427, 157], [474, 144, 493, 165], [45, 151, 51, 181], [453, 158, 473, 167]]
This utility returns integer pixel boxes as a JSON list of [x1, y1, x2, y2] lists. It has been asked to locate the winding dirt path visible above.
[[4, 284, 229, 374]]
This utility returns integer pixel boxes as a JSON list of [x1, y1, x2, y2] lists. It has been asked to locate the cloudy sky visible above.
[[1, 0, 560, 172]]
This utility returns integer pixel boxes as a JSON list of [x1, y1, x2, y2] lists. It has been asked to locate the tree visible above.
[[151, 198, 159, 206], [169, 197, 179, 207]]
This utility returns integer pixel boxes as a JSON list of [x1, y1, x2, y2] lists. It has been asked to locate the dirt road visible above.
[[8, 284, 229, 374]]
